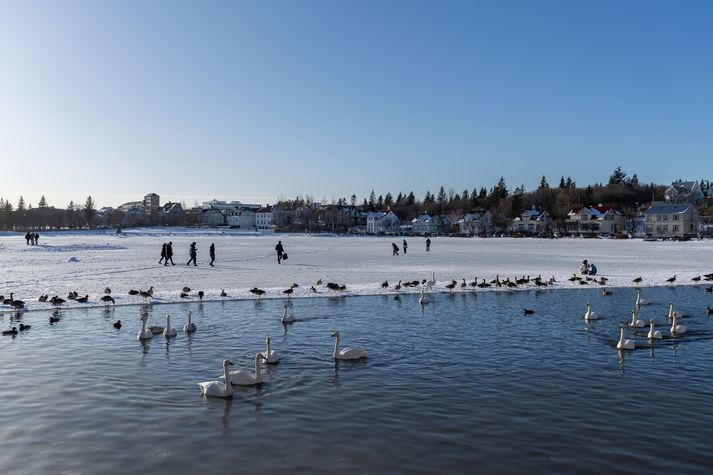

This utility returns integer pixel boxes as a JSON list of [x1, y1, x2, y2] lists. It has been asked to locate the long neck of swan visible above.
[[223, 364, 232, 393], [188, 312, 192, 325], [619, 327, 625, 343], [254, 356, 262, 378], [141, 318, 147, 332], [167, 315, 171, 327], [266, 339, 271, 354], [333, 335, 340, 358]]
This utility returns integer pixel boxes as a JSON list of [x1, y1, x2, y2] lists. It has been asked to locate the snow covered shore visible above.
[[1, 228, 711, 312]]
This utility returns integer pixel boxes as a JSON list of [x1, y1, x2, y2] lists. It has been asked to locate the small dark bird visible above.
[[602, 289, 612, 296], [381, 281, 389, 289], [50, 296, 65, 306], [100, 295, 115, 305], [633, 276, 643, 283], [113, 320, 122, 329], [128, 289, 140, 295], [666, 275, 677, 284], [182, 287, 191, 293], [316, 279, 323, 286], [180, 292, 189, 298], [445, 280, 457, 291], [461, 279, 467, 289], [220, 289, 227, 297], [139, 289, 152, 300], [19, 323, 31, 331], [692, 276, 701, 282], [291, 283, 299, 289], [197, 291, 204, 301], [283, 288, 294, 297], [523, 309, 535, 315], [394, 294, 400, 301], [38, 294, 48, 302], [76, 295, 89, 303], [309, 286, 316, 293], [706, 306, 713, 315], [705, 286, 713, 293], [394, 281, 402, 291], [326, 282, 340, 290], [2, 327, 18, 336], [67, 291, 78, 300], [250, 287, 266, 297], [104, 287, 112, 294], [49, 313, 60, 324], [339, 285, 346, 291]]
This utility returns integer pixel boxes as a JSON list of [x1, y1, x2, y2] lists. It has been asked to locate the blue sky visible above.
[[1, 0, 711, 209]]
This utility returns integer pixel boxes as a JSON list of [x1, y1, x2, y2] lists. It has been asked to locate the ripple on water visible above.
[[1, 286, 713, 474]]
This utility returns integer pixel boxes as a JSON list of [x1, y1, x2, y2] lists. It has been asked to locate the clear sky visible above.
[[1, 0, 711, 209]]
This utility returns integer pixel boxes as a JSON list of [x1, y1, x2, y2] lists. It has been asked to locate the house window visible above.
[[663, 215, 668, 221], [656, 215, 662, 221], [672, 225, 680, 232], [673, 214, 679, 221]]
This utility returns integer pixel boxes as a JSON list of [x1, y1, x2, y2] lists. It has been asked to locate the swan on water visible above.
[[424, 272, 436, 291], [163, 315, 177, 338], [647, 319, 662, 339], [617, 323, 635, 350], [183, 310, 197, 333], [331, 331, 367, 360], [261, 336, 280, 364], [418, 287, 428, 305], [635, 288, 648, 307], [227, 353, 268, 386], [667, 301, 675, 320], [670, 311, 687, 335], [584, 302, 598, 321], [280, 304, 295, 323], [198, 359, 234, 399], [137, 313, 153, 340], [629, 309, 644, 328]]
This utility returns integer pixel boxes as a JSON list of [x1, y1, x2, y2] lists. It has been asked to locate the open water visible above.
[[1, 285, 712, 474]]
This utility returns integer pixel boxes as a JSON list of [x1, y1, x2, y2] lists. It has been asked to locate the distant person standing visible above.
[[34, 232, 39, 245], [209, 243, 215, 267], [426, 237, 431, 252], [165, 242, 175, 266], [402, 239, 408, 254], [25, 232, 31, 245], [392, 242, 399, 256], [159, 243, 167, 264], [275, 241, 284, 264], [187, 242, 198, 266]]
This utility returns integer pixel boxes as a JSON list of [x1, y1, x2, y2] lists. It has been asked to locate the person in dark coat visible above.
[[275, 241, 284, 264], [426, 237, 431, 252], [25, 232, 31, 245], [159, 243, 167, 264], [402, 239, 408, 254], [187, 242, 197, 266], [165, 242, 175, 266], [34, 232, 39, 245], [209, 243, 215, 267], [392, 242, 399, 256]]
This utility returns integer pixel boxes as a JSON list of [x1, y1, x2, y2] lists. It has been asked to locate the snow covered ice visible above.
[[1, 228, 711, 312]]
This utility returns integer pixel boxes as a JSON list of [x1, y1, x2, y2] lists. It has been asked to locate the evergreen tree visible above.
[[478, 187, 487, 199], [629, 174, 639, 188], [84, 196, 96, 227], [539, 175, 549, 189], [565, 176, 575, 189], [376, 195, 384, 210], [559, 176, 566, 189], [38, 195, 48, 208], [608, 167, 627, 185], [17, 196, 26, 211], [395, 192, 403, 205], [384, 193, 393, 208], [405, 191, 415, 206], [424, 191, 433, 203], [350, 194, 357, 207], [437, 186, 447, 212], [368, 190, 376, 210], [462, 189, 469, 201]]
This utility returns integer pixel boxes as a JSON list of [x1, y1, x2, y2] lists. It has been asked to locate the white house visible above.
[[412, 214, 450, 235], [227, 208, 256, 229], [566, 205, 625, 236], [202, 209, 226, 226], [510, 207, 552, 236], [366, 210, 401, 234], [665, 180, 705, 206], [255, 206, 275, 231], [642, 202, 699, 238], [457, 211, 493, 236]]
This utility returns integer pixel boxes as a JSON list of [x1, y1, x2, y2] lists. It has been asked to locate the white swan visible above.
[[647, 319, 662, 339], [629, 309, 644, 328], [331, 331, 367, 360], [227, 353, 267, 386], [183, 310, 197, 333], [261, 336, 280, 364], [137, 313, 153, 340], [163, 315, 177, 338], [424, 272, 436, 291], [584, 302, 598, 321], [418, 287, 428, 305], [635, 288, 648, 307], [617, 323, 635, 350], [667, 301, 675, 320], [670, 311, 687, 335], [280, 304, 295, 323], [198, 359, 234, 399]]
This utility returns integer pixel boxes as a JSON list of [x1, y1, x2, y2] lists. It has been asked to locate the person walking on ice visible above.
[[392, 242, 400, 256], [165, 241, 175, 266], [402, 239, 408, 254], [159, 243, 167, 264], [275, 241, 285, 264], [187, 242, 198, 266], [426, 237, 431, 252], [209, 243, 215, 267]]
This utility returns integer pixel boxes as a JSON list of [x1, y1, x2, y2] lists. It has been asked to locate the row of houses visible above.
[[101, 192, 705, 239]]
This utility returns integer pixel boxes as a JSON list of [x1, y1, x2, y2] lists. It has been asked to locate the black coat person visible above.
[[209, 243, 215, 267], [275, 241, 284, 264], [34, 232, 39, 245], [159, 243, 167, 264], [392, 242, 399, 256], [25, 232, 31, 245], [426, 237, 431, 252], [187, 242, 197, 266], [402, 239, 408, 254], [165, 242, 175, 266]]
